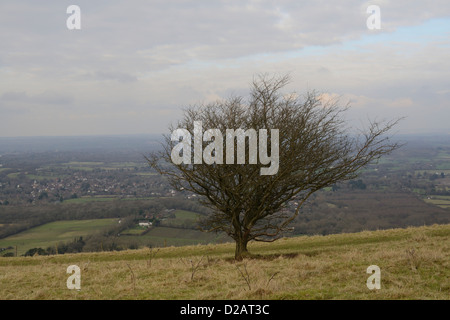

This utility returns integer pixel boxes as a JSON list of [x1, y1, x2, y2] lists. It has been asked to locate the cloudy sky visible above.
[[1, 0, 449, 137]]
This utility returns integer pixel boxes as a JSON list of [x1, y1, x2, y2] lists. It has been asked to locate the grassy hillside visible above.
[[0, 224, 449, 300]]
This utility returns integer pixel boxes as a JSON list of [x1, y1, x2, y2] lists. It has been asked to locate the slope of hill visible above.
[[0, 224, 448, 300]]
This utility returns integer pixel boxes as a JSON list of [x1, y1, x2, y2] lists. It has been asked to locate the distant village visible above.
[[0, 161, 184, 205]]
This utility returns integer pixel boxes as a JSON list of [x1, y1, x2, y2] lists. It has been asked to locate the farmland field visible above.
[[0, 208, 225, 256], [424, 196, 450, 209], [0, 219, 118, 256], [62, 196, 118, 204], [160, 209, 202, 228], [63, 161, 105, 166]]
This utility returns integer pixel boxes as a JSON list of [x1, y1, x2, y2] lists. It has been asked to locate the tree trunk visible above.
[[235, 237, 250, 260]]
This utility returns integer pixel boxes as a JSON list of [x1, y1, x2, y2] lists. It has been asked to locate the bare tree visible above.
[[147, 74, 402, 260]]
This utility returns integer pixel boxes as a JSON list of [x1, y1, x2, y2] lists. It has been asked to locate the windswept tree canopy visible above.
[[147, 74, 402, 260]]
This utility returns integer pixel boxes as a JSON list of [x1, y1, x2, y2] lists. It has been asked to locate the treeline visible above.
[[290, 189, 450, 236], [159, 197, 210, 215]]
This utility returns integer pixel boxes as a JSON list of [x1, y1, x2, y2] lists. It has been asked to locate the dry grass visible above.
[[0, 224, 449, 300]]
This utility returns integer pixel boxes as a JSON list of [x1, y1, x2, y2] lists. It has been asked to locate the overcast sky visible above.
[[1, 1, 449, 137]]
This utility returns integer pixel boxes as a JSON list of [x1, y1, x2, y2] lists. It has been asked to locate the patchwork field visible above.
[[0, 219, 118, 256], [0, 208, 225, 256]]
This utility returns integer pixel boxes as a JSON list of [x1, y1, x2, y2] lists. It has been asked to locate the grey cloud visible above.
[[0, 101, 30, 115], [1, 91, 28, 101], [2, 1, 450, 77], [1, 91, 74, 105], [79, 70, 138, 83], [3, 1, 450, 66], [1, 1, 450, 136], [35, 92, 74, 105]]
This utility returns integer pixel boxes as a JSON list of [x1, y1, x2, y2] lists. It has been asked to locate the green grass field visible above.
[[28, 174, 64, 181], [423, 195, 450, 209], [120, 226, 146, 235], [436, 163, 450, 170], [0, 219, 118, 256], [6, 172, 20, 179], [174, 210, 200, 219], [159, 209, 202, 228], [107, 162, 141, 167], [414, 169, 450, 175], [424, 198, 450, 208], [62, 196, 158, 204], [59, 161, 143, 171], [6, 172, 65, 181], [62, 196, 118, 204], [63, 161, 105, 166], [134, 172, 158, 176], [0, 224, 448, 300]]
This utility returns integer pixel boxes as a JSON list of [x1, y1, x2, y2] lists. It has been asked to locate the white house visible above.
[[139, 220, 152, 227]]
